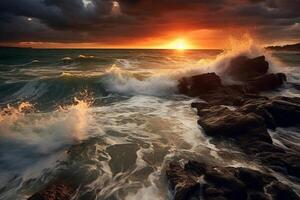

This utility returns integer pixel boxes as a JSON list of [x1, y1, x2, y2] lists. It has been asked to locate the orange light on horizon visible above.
[[167, 38, 190, 50]]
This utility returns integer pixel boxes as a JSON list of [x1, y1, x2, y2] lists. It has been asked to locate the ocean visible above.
[[0, 47, 300, 199]]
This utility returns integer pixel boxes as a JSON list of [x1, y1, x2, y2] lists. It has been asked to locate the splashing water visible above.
[[0, 45, 300, 199]]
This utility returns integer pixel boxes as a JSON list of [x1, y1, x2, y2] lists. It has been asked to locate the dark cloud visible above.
[[0, 0, 299, 46]]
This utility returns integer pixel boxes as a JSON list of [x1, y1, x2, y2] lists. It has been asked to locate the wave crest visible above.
[[103, 65, 177, 96]]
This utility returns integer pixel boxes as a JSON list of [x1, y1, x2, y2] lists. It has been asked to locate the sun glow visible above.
[[169, 39, 189, 50]]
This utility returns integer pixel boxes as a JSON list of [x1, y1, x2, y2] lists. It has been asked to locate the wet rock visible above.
[[166, 161, 300, 200], [106, 143, 139, 175], [166, 162, 200, 200], [195, 85, 246, 106], [235, 167, 274, 190], [28, 181, 74, 200], [178, 73, 222, 96], [226, 56, 269, 81], [267, 182, 300, 200], [196, 105, 272, 144], [245, 73, 287, 92], [177, 56, 286, 102], [255, 151, 300, 178], [264, 98, 300, 127], [248, 192, 270, 200], [204, 168, 247, 200], [176, 54, 300, 199], [240, 96, 300, 128], [193, 99, 300, 178]]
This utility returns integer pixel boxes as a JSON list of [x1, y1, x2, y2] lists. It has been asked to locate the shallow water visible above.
[[0, 48, 299, 199]]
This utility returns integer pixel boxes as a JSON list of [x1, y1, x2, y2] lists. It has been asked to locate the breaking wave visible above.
[[1, 40, 300, 199], [102, 65, 177, 96], [0, 98, 92, 189]]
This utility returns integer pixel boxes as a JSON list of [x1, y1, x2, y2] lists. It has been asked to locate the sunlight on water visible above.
[[0, 48, 299, 199]]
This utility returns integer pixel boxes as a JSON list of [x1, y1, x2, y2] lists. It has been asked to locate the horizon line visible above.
[[0, 46, 224, 50]]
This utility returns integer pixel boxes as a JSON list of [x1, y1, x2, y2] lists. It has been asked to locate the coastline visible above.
[[24, 54, 300, 200]]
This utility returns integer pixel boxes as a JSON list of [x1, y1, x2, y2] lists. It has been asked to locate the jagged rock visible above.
[[177, 56, 286, 102], [240, 96, 300, 127], [193, 97, 300, 178], [175, 55, 300, 200], [28, 181, 74, 200], [245, 73, 287, 92], [178, 73, 222, 96], [166, 162, 200, 200], [196, 105, 272, 144], [226, 56, 269, 81], [267, 182, 300, 200], [166, 161, 300, 200]]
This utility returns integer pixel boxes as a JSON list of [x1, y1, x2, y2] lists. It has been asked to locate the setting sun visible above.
[[175, 39, 186, 50], [168, 38, 189, 50]]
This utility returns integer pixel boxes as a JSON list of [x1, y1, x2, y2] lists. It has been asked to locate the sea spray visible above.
[[0, 97, 93, 195], [0, 47, 300, 199], [103, 65, 177, 96], [172, 36, 287, 82]]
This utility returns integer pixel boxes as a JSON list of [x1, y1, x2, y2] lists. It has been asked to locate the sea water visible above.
[[0, 47, 299, 199]]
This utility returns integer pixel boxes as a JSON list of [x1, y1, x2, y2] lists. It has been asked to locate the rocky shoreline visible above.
[[27, 55, 300, 200], [167, 55, 300, 200]]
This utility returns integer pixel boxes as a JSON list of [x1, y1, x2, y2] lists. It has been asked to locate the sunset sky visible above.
[[0, 0, 299, 49]]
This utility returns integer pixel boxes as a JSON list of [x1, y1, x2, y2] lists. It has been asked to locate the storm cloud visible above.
[[0, 0, 299, 47]]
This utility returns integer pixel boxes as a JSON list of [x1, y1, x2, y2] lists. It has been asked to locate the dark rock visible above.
[[235, 168, 275, 190], [240, 97, 300, 128], [191, 102, 209, 109], [166, 161, 300, 200], [226, 56, 269, 81], [178, 73, 222, 96], [264, 98, 300, 127], [195, 85, 246, 106], [267, 182, 300, 200], [196, 105, 272, 144], [176, 55, 300, 199], [204, 167, 247, 200], [166, 162, 200, 200], [245, 73, 287, 92], [248, 192, 270, 200], [185, 160, 207, 176], [28, 181, 74, 200], [193, 99, 300, 178], [255, 151, 300, 178]]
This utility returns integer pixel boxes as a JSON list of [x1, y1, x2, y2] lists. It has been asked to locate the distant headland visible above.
[[0, 46, 32, 49], [266, 42, 300, 51]]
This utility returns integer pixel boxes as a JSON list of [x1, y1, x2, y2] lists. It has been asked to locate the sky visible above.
[[0, 0, 299, 49]]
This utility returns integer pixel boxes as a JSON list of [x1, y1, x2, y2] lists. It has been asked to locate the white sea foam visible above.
[[78, 54, 96, 59], [0, 99, 92, 185], [103, 65, 177, 96], [100, 38, 290, 97], [1, 41, 299, 199], [161, 37, 292, 86], [62, 57, 73, 61]]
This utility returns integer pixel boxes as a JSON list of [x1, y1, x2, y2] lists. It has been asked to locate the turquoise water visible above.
[[0, 48, 299, 199]]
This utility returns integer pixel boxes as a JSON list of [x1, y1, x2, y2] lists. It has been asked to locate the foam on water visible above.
[[99, 38, 291, 98], [0, 98, 92, 192], [0, 44, 300, 199], [103, 65, 177, 96]]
